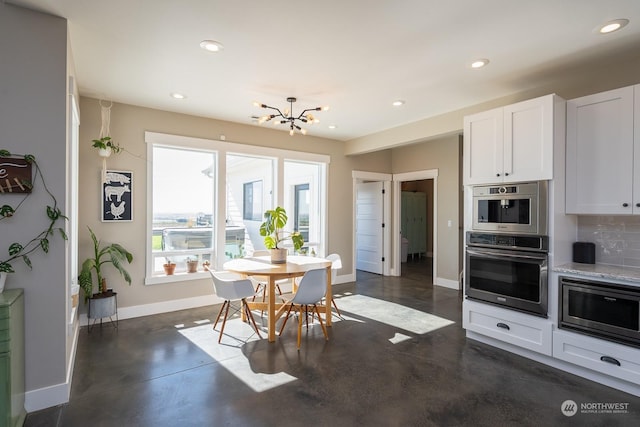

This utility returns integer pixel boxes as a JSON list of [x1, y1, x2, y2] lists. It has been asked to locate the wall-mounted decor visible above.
[[101, 170, 132, 222], [0, 157, 33, 193]]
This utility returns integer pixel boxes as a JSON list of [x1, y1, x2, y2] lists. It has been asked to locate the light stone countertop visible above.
[[554, 262, 640, 284]]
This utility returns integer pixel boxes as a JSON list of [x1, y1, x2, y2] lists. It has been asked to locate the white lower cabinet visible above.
[[463, 299, 553, 356], [553, 329, 640, 385]]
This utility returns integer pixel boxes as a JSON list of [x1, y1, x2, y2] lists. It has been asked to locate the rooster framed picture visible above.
[[101, 170, 133, 222]]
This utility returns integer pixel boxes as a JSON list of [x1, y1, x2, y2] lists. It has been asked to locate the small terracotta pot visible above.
[[163, 263, 176, 275], [187, 261, 198, 273]]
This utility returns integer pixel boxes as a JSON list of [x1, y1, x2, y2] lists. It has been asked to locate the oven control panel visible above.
[[466, 232, 548, 252]]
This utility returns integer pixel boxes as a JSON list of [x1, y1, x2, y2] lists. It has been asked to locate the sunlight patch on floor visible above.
[[178, 321, 297, 392], [389, 332, 412, 344], [335, 294, 455, 336]]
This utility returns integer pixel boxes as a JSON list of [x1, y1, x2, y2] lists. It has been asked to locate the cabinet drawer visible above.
[[553, 329, 640, 385], [463, 299, 553, 355]]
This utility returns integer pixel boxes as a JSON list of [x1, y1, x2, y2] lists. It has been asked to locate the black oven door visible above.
[[465, 247, 548, 317]]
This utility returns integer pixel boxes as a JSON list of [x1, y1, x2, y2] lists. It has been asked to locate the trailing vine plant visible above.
[[0, 149, 67, 273]]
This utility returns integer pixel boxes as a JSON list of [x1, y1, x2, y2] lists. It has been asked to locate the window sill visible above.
[[145, 271, 210, 286]]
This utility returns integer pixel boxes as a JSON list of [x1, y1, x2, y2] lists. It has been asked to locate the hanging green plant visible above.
[[0, 149, 67, 273], [91, 136, 122, 154]]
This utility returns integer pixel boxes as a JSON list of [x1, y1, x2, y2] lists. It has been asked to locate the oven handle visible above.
[[466, 247, 547, 262]]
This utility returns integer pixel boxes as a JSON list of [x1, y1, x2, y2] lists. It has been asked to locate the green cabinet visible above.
[[0, 289, 25, 427], [401, 191, 427, 259]]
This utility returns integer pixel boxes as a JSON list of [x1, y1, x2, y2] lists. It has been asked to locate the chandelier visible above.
[[253, 97, 329, 136]]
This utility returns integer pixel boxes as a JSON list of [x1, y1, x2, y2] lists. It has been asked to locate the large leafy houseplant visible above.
[[78, 227, 133, 301], [0, 150, 67, 275], [259, 206, 304, 251]]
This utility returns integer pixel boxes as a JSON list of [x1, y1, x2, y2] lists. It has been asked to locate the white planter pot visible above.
[[270, 248, 288, 264], [0, 272, 6, 293], [98, 147, 112, 157]]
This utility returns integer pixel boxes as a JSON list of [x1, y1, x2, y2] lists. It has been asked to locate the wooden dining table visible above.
[[223, 255, 332, 342]]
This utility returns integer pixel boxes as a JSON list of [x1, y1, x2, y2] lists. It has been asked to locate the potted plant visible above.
[[259, 206, 304, 264], [78, 227, 133, 320], [163, 258, 176, 275], [91, 136, 122, 157], [186, 256, 198, 273], [0, 150, 67, 293]]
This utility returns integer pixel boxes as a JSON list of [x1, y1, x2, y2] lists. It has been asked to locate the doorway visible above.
[[400, 179, 434, 281], [392, 169, 438, 281]]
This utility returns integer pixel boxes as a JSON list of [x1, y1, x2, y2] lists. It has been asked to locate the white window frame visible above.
[[145, 131, 330, 285]]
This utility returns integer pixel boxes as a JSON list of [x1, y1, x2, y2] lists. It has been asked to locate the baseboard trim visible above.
[[24, 317, 80, 412], [24, 380, 69, 413], [435, 277, 460, 290]]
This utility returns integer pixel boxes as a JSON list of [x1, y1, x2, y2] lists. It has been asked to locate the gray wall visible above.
[[0, 3, 70, 402]]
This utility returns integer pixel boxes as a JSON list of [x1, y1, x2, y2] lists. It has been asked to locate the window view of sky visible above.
[[153, 147, 214, 216]]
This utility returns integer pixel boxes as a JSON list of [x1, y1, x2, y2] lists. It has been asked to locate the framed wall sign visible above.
[[0, 157, 32, 193], [102, 170, 132, 222]]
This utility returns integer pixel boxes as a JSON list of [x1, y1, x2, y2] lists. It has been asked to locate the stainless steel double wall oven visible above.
[[465, 181, 549, 317]]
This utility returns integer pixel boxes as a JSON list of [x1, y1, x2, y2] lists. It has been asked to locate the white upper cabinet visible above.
[[566, 85, 637, 214], [463, 94, 558, 185]]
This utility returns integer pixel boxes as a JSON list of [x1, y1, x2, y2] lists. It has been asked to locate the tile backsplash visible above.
[[577, 216, 640, 268]]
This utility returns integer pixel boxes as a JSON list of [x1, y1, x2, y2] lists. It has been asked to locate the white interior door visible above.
[[356, 182, 383, 274]]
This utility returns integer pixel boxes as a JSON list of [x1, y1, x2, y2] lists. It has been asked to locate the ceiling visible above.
[[8, 0, 640, 141]]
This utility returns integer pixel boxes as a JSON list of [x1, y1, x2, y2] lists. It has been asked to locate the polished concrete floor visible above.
[[26, 258, 638, 426]]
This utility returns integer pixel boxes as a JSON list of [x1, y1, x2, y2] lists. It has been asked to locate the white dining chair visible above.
[[209, 270, 262, 343], [279, 268, 329, 349]]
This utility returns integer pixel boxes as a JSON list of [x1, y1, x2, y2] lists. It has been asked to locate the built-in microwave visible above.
[[559, 276, 640, 348], [472, 181, 547, 235]]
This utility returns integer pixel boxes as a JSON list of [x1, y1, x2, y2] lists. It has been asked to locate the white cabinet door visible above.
[[504, 95, 554, 183], [634, 84, 640, 211], [553, 329, 640, 385], [463, 299, 553, 355], [463, 94, 556, 185], [463, 107, 503, 185], [566, 86, 635, 214]]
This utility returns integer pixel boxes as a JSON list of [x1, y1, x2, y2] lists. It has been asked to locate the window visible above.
[[150, 146, 216, 279], [284, 160, 323, 255], [243, 180, 263, 221], [294, 183, 310, 241], [146, 132, 328, 285]]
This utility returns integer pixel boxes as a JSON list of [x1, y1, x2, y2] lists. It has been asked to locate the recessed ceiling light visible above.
[[392, 100, 405, 107], [170, 92, 186, 100], [328, 125, 337, 129], [199, 40, 224, 52], [471, 59, 489, 69], [598, 19, 629, 34]]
